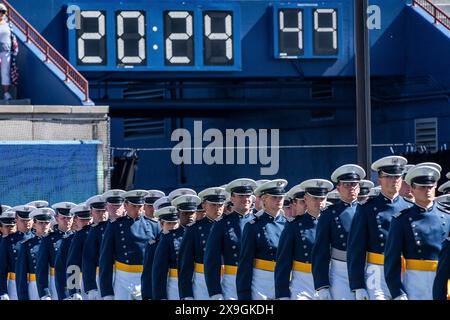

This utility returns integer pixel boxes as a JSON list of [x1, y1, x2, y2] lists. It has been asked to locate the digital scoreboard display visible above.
[[68, 1, 344, 71]]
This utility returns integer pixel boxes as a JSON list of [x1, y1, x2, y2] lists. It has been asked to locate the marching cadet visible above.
[[275, 179, 332, 300], [436, 195, 450, 212], [438, 181, 450, 195], [312, 164, 366, 300], [347, 156, 412, 300], [357, 180, 374, 204], [252, 180, 270, 214], [236, 179, 287, 300], [286, 185, 306, 217], [26, 201, 49, 209], [400, 164, 415, 201], [326, 189, 341, 205], [66, 204, 92, 300], [36, 202, 76, 300], [0, 208, 15, 238], [384, 165, 450, 300], [0, 206, 35, 300], [178, 187, 226, 300], [15, 207, 54, 300], [82, 195, 109, 300], [103, 189, 126, 222], [0, 209, 18, 300], [144, 190, 165, 219], [168, 188, 197, 201], [433, 235, 450, 300], [152, 195, 200, 300], [204, 178, 257, 300], [141, 196, 174, 300], [99, 190, 156, 300]]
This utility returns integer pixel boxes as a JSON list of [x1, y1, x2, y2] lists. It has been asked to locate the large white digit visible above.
[[279, 10, 303, 53], [117, 11, 146, 64], [204, 13, 233, 60], [314, 9, 337, 50], [77, 11, 105, 63], [166, 11, 193, 64]]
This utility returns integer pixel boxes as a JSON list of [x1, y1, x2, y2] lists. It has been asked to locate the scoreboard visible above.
[[67, 1, 346, 72]]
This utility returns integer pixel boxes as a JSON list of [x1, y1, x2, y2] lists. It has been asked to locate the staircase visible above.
[[412, 0, 450, 31], [1, 0, 93, 105]]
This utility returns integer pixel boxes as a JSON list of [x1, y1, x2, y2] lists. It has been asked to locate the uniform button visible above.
[[119, 224, 123, 227], [203, 248, 206, 251], [33, 259, 36, 263], [418, 249, 422, 253], [409, 218, 413, 221], [305, 260, 310, 264], [340, 234, 344, 238], [121, 231, 124, 234], [373, 207, 377, 211], [202, 240, 206, 244], [303, 245, 307, 249], [234, 254, 238, 257], [337, 225, 341, 229], [379, 234, 384, 238], [232, 245, 236, 249], [302, 237, 306, 241], [378, 225, 382, 229], [124, 253, 127, 256], [200, 234, 204, 237], [380, 243, 384, 247], [126, 260, 129, 263], [123, 245, 126, 249], [298, 223, 302, 226], [414, 232, 418, 236], [199, 226, 202, 230], [121, 238, 125, 241], [342, 242, 346, 247], [304, 253, 308, 257], [227, 221, 230, 225], [235, 261, 238, 265], [13, 250, 16, 253], [332, 210, 336, 214], [412, 224, 416, 228], [416, 241, 421, 245]]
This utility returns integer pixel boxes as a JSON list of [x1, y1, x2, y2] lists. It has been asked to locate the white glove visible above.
[[70, 293, 83, 300], [0, 294, 10, 300], [394, 294, 408, 300], [87, 289, 98, 300], [210, 294, 224, 300], [183, 297, 194, 300], [103, 295, 114, 300], [315, 288, 332, 300], [40, 295, 52, 300], [278, 297, 290, 300], [355, 288, 370, 300]]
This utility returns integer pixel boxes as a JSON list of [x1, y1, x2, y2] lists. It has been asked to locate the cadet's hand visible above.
[[315, 288, 332, 300], [40, 295, 52, 300], [0, 294, 10, 300], [103, 295, 114, 300], [87, 289, 98, 300], [355, 289, 369, 300], [394, 294, 408, 300], [210, 294, 223, 300], [71, 293, 83, 300]]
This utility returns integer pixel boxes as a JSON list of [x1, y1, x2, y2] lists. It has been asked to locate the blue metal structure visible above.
[[7, 0, 450, 192]]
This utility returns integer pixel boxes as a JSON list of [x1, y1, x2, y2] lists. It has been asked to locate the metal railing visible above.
[[2, 0, 89, 102], [413, 0, 450, 32]]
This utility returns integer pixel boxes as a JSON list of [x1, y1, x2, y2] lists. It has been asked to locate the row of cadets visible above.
[[384, 164, 450, 300], [275, 179, 333, 300], [204, 178, 257, 300], [178, 187, 227, 300], [99, 190, 157, 300], [151, 194, 200, 300], [36, 201, 76, 300], [66, 203, 93, 299], [236, 179, 287, 300], [312, 164, 366, 300], [141, 195, 173, 300], [82, 195, 109, 300], [16, 207, 54, 300], [347, 155, 413, 300], [0, 205, 34, 300]]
